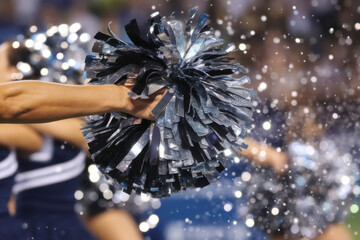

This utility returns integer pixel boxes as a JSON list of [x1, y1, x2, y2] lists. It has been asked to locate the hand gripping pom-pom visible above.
[[239, 139, 359, 239], [83, 7, 257, 198]]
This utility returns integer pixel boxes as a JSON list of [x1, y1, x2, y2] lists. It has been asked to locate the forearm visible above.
[[0, 81, 126, 123], [85, 209, 143, 240], [237, 138, 288, 173]]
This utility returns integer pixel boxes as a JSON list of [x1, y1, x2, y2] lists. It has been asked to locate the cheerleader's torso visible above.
[[0, 146, 31, 240], [14, 136, 96, 240]]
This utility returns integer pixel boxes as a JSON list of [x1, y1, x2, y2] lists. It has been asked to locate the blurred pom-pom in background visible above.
[[83, 7, 256, 198], [10, 23, 91, 84], [239, 139, 359, 239]]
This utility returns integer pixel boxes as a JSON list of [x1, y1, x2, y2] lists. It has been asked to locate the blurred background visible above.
[[1, 0, 359, 239]]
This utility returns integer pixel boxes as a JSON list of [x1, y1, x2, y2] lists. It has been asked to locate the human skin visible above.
[[0, 81, 163, 123], [237, 138, 289, 174], [271, 224, 352, 240], [0, 42, 163, 123], [85, 209, 143, 240]]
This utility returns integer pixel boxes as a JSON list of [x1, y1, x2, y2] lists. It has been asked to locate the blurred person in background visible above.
[[0, 25, 156, 239], [0, 122, 42, 239]]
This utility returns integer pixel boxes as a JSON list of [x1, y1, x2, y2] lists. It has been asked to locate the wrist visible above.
[[108, 85, 130, 113]]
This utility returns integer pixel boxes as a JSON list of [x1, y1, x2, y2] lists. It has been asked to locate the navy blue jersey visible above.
[[13, 136, 96, 240], [14, 136, 86, 215], [0, 146, 31, 240], [0, 147, 17, 215]]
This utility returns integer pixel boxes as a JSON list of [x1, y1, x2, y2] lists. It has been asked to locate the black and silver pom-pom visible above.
[[83, 7, 256, 198], [75, 161, 157, 217], [239, 139, 359, 239]]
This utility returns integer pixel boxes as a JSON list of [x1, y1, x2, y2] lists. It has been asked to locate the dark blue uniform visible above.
[[14, 136, 97, 240], [0, 146, 30, 240]]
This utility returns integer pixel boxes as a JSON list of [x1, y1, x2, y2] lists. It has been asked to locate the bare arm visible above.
[[0, 81, 163, 123], [0, 124, 43, 154], [85, 209, 143, 240], [28, 118, 88, 151], [236, 138, 288, 174]]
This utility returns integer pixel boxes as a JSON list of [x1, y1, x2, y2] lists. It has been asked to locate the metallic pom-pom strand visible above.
[[83, 7, 256, 198]]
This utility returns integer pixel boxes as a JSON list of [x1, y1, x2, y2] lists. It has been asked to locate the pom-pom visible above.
[[11, 23, 91, 84], [239, 139, 359, 239], [75, 162, 156, 217], [83, 7, 256, 198]]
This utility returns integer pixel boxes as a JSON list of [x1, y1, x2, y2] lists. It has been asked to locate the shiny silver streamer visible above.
[[75, 163, 156, 217], [239, 139, 359, 239], [83, 7, 256, 198]]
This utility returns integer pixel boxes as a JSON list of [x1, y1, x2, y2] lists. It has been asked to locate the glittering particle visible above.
[[151, 199, 161, 209], [16, 62, 31, 74], [148, 214, 159, 225], [241, 172, 251, 182], [245, 218, 255, 228], [233, 157, 240, 163], [238, 43, 246, 51], [40, 68, 49, 76], [103, 189, 113, 200], [260, 15, 267, 22], [79, 33, 91, 42], [60, 41, 69, 49], [68, 33, 78, 43], [74, 190, 84, 200], [60, 75, 67, 83], [139, 222, 150, 232], [61, 62, 69, 70], [56, 53, 64, 60], [58, 24, 69, 37], [328, 54, 334, 60], [224, 149, 233, 157], [12, 41, 20, 49], [35, 34, 47, 43], [69, 22, 81, 33], [224, 203, 233, 212], [46, 26, 58, 36], [25, 39, 34, 48], [271, 207, 279, 215], [355, 23, 360, 31], [29, 25, 38, 33], [42, 49, 51, 59], [350, 204, 359, 214], [234, 190, 242, 198], [341, 176, 350, 185], [262, 121, 271, 131], [273, 37, 280, 44], [258, 82, 267, 92], [68, 59, 76, 67]]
